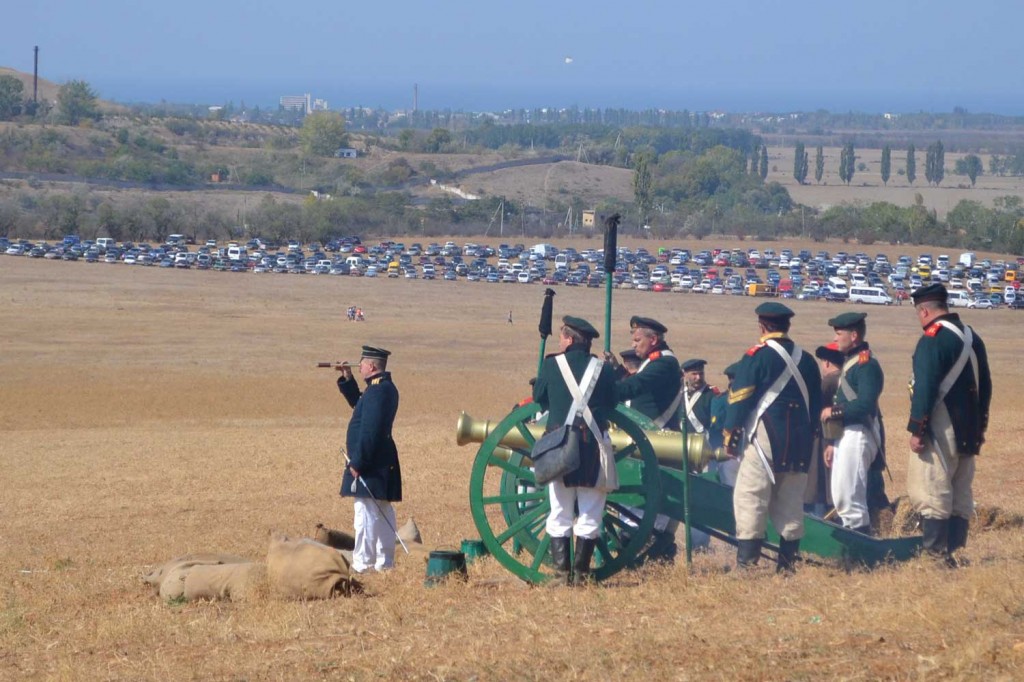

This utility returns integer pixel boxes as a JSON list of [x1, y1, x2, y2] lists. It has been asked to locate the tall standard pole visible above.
[[602, 214, 620, 354]]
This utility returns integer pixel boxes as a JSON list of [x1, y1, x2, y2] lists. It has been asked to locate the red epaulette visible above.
[[648, 350, 663, 361], [924, 323, 942, 337], [858, 350, 871, 364], [746, 343, 764, 357], [710, 386, 722, 396]]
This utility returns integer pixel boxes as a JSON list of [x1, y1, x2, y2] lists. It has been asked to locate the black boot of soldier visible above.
[[776, 539, 800, 574], [920, 518, 955, 567], [572, 537, 597, 586], [947, 516, 970, 566], [548, 536, 571, 586], [736, 539, 763, 569]]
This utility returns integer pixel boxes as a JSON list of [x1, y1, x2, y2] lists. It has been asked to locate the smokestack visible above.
[[413, 83, 418, 113], [33, 46, 38, 106]]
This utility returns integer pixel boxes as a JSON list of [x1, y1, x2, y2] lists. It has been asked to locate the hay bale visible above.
[[889, 496, 921, 537], [183, 563, 268, 602], [266, 533, 353, 599]]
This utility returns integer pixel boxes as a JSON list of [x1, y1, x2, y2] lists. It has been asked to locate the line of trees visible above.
[[791, 139, 987, 188]]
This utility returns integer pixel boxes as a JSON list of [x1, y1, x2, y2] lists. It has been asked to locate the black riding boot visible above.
[[549, 536, 571, 585], [572, 536, 597, 586], [947, 516, 970, 564], [736, 539, 763, 568], [776, 539, 800, 574], [921, 518, 954, 567]]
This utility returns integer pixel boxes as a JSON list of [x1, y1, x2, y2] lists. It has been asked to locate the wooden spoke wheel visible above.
[[468, 402, 662, 584]]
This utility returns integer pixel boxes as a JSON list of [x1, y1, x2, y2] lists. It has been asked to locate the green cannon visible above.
[[455, 403, 921, 584]]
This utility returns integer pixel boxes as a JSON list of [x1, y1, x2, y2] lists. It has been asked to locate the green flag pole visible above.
[[536, 288, 556, 378], [602, 214, 620, 354], [681, 404, 693, 567]]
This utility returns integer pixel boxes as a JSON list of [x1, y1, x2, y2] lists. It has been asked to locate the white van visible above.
[[849, 286, 892, 305], [227, 246, 247, 261], [947, 290, 971, 308], [96, 237, 116, 252]]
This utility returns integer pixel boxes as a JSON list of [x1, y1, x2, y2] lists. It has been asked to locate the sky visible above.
[[3, 1, 1023, 114]]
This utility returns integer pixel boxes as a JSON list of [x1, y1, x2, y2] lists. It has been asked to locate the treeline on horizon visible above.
[[1, 77, 1023, 255]]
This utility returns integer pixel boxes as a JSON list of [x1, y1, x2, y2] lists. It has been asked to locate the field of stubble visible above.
[[2, 246, 1023, 681]]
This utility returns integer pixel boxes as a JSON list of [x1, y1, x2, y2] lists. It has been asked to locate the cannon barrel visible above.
[[455, 411, 728, 472]]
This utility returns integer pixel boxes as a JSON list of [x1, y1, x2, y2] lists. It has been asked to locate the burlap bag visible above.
[[266, 534, 353, 599], [313, 523, 356, 551], [397, 517, 422, 545], [144, 553, 250, 591], [183, 562, 268, 602], [158, 565, 192, 601]]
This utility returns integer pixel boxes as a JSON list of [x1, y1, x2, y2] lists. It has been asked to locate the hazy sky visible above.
[[3, 1, 1022, 113]]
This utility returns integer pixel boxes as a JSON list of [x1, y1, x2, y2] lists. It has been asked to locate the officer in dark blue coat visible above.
[[336, 345, 402, 573]]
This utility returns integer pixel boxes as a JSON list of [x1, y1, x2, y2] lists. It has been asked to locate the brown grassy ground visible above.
[[2, 250, 1024, 680]]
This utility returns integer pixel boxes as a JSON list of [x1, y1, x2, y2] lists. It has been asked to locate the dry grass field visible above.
[[765, 146, 1024, 219], [3, 243, 1024, 680]]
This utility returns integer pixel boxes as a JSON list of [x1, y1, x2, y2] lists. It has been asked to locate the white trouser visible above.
[[831, 424, 878, 529], [352, 497, 397, 572], [546, 480, 607, 540]]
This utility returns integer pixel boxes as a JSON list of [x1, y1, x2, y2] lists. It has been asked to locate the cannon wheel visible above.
[[469, 402, 662, 584]]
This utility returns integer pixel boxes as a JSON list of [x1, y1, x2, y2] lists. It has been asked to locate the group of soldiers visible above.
[[331, 282, 992, 581], [535, 281, 991, 578]]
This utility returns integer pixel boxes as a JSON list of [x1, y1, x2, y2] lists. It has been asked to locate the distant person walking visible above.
[[507, 309, 513, 324]]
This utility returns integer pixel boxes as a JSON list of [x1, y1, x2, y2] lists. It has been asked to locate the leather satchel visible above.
[[530, 422, 581, 486]]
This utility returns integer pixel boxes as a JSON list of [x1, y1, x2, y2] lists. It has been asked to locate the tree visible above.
[[57, 80, 99, 125], [955, 154, 983, 186], [925, 140, 945, 186], [299, 111, 346, 157], [758, 144, 768, 181], [814, 145, 824, 184], [793, 142, 808, 184], [0, 75, 24, 120], [425, 128, 452, 153], [839, 142, 855, 185], [633, 152, 653, 228], [880, 145, 891, 186], [906, 144, 917, 186]]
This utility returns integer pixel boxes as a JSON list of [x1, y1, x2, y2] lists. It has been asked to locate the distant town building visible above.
[[582, 210, 596, 228], [334, 148, 358, 158], [280, 94, 312, 114]]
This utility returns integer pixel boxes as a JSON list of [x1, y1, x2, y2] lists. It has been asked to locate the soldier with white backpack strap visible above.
[[907, 284, 992, 567], [819, 312, 887, 536], [722, 302, 823, 573], [533, 316, 617, 585]]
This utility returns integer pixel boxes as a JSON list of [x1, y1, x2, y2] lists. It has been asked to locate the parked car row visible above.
[[5, 236, 1022, 310]]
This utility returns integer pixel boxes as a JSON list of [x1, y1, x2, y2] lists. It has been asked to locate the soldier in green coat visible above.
[[604, 316, 683, 559], [907, 284, 992, 565], [533, 316, 617, 584], [723, 302, 822, 572], [819, 312, 884, 534], [604, 316, 682, 430], [680, 358, 719, 434]]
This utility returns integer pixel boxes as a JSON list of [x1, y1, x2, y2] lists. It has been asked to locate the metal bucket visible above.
[[424, 550, 468, 586], [460, 539, 489, 563]]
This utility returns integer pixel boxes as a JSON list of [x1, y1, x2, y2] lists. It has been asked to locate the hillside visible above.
[[0, 66, 123, 113]]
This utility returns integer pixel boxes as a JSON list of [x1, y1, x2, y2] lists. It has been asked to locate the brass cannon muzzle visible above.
[[455, 411, 728, 472]]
